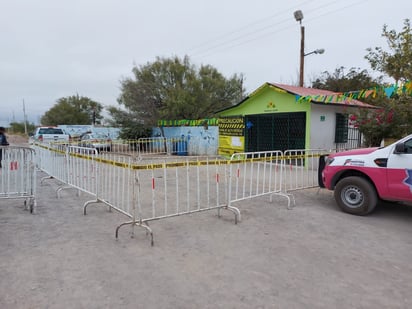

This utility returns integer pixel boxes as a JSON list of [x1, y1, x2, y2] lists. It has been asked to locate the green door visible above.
[[245, 112, 306, 152]]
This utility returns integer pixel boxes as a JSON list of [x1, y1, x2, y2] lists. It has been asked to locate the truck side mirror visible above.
[[394, 142, 406, 154]]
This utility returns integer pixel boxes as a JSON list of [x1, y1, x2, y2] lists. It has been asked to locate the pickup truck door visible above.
[[386, 137, 412, 201]]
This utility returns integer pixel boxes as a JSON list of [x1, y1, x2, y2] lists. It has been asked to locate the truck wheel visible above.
[[334, 176, 377, 215]]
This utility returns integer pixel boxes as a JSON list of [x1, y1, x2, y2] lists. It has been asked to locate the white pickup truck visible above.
[[32, 127, 70, 144], [321, 134, 412, 215]]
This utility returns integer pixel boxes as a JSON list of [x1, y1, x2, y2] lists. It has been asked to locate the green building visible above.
[[217, 83, 373, 156]]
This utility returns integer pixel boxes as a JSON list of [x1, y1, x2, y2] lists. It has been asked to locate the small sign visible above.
[[219, 117, 245, 136], [320, 115, 326, 121]]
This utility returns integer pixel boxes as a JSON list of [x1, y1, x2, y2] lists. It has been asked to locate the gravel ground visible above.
[[1, 166, 412, 309]]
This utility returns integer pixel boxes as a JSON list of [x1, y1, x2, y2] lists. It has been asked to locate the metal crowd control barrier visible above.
[[32, 143, 70, 191], [283, 149, 327, 193], [110, 136, 200, 160], [82, 154, 240, 246], [136, 136, 199, 158], [0, 146, 36, 213], [134, 137, 168, 157], [228, 151, 294, 210], [32, 143, 328, 245], [63, 146, 99, 197]]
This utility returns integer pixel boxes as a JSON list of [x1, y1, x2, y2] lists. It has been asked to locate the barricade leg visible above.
[[24, 197, 37, 214], [40, 175, 54, 185], [83, 199, 111, 215], [115, 220, 154, 246], [269, 192, 296, 209], [218, 205, 241, 224], [57, 186, 81, 199]]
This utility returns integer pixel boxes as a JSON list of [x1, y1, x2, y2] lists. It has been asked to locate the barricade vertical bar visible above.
[[151, 167, 156, 218], [196, 161, 200, 210], [175, 166, 179, 213], [163, 163, 168, 215], [255, 156, 261, 195], [206, 158, 210, 207], [186, 161, 190, 212], [215, 161, 220, 207]]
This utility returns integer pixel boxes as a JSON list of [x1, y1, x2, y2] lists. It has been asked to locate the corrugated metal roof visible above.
[[217, 82, 376, 114], [269, 83, 375, 108]]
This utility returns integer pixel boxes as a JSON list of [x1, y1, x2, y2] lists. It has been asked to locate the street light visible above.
[[304, 48, 325, 57], [294, 10, 325, 87]]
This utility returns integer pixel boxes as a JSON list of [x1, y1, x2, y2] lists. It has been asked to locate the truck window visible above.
[[38, 128, 64, 134], [405, 139, 412, 153]]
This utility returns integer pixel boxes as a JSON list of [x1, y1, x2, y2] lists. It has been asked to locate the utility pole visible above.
[[294, 10, 325, 87], [22, 99, 28, 135], [299, 23, 305, 87]]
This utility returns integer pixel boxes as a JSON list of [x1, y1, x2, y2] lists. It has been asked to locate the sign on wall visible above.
[[218, 117, 245, 156], [218, 117, 245, 136]]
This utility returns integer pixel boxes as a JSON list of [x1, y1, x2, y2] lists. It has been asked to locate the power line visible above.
[[188, 0, 368, 58], [187, 0, 316, 54]]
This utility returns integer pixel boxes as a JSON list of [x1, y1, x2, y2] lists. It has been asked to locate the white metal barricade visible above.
[[31, 142, 330, 245], [0, 146, 36, 213], [81, 154, 239, 245], [82, 151, 135, 219], [110, 136, 202, 160], [283, 149, 327, 193], [137, 137, 168, 156], [32, 143, 68, 182], [228, 151, 294, 210], [64, 146, 99, 197], [134, 136, 200, 158]]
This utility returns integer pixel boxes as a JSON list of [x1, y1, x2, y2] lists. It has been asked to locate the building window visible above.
[[335, 113, 348, 143]]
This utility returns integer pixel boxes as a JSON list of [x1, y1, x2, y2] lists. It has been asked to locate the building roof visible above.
[[217, 82, 377, 114], [268, 83, 375, 108]]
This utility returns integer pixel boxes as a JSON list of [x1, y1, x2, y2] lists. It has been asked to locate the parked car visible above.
[[320, 133, 412, 215], [31, 127, 70, 144], [78, 132, 112, 152]]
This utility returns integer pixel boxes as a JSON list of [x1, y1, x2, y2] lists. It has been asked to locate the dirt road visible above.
[[1, 166, 412, 308]]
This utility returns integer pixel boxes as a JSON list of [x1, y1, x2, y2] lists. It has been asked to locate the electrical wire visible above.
[[188, 0, 369, 58]]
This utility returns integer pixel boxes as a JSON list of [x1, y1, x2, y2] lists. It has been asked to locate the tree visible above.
[[365, 19, 412, 83], [362, 19, 412, 143], [109, 56, 245, 138], [313, 19, 412, 146], [9, 121, 36, 135], [106, 106, 152, 140], [348, 99, 395, 146], [311, 67, 392, 146], [312, 67, 382, 92], [41, 95, 103, 126]]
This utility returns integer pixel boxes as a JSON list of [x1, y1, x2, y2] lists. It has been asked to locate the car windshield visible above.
[[89, 133, 108, 139], [38, 128, 64, 134]]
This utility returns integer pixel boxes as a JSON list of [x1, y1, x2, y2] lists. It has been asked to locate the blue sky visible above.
[[1, 0, 410, 126]]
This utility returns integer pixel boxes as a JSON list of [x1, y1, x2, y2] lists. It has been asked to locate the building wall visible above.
[[152, 126, 218, 156], [219, 85, 311, 116], [58, 125, 121, 139], [310, 104, 359, 151], [310, 105, 339, 150], [218, 85, 311, 154]]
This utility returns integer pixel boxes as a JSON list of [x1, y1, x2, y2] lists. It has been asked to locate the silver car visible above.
[[79, 133, 112, 153]]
